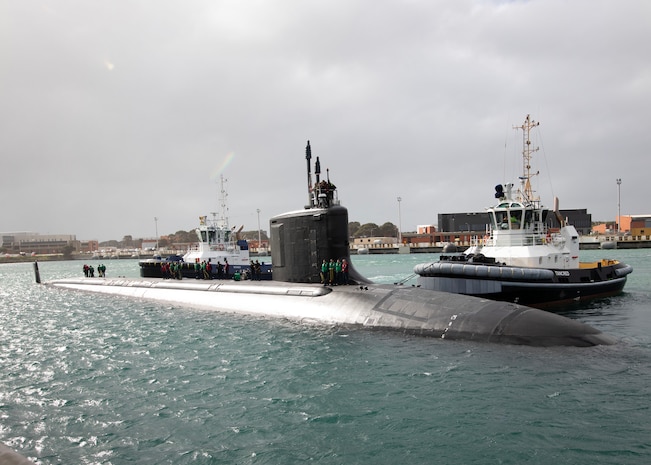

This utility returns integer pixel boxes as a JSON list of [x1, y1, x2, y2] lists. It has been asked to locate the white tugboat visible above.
[[140, 176, 271, 279], [415, 115, 633, 308]]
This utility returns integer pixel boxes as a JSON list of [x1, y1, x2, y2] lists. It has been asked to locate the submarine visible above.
[[39, 142, 615, 347]]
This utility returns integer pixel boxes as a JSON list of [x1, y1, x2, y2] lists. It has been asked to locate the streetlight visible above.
[[397, 196, 402, 244], [154, 217, 159, 251], [616, 178, 622, 235], [256, 208, 262, 254]]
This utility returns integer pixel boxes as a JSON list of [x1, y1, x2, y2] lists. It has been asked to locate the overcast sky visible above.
[[2, 0, 649, 242]]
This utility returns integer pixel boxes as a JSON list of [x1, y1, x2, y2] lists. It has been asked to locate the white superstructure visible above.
[[182, 176, 251, 267], [464, 115, 580, 270]]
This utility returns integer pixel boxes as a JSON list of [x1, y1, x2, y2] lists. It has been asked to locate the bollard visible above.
[[34, 261, 41, 284]]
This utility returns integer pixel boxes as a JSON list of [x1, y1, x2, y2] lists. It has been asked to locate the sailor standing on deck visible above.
[[341, 259, 349, 285], [255, 260, 262, 280], [320, 259, 328, 284], [328, 259, 335, 285]]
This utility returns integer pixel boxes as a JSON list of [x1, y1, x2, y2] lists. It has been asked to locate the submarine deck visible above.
[[43, 276, 616, 347]]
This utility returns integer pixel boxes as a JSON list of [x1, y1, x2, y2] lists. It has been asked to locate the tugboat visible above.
[[139, 176, 271, 280], [415, 115, 633, 308]]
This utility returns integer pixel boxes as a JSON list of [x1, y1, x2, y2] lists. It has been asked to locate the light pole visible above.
[[256, 208, 262, 254], [397, 196, 402, 244], [154, 217, 159, 250], [616, 178, 622, 235]]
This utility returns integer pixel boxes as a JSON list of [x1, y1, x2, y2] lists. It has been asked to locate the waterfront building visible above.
[[1, 232, 80, 254]]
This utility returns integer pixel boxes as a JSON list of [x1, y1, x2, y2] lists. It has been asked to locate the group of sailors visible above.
[[314, 180, 337, 208], [159, 258, 267, 280], [161, 261, 184, 280], [320, 258, 349, 286], [192, 259, 230, 280], [249, 260, 263, 280], [82, 264, 106, 277]]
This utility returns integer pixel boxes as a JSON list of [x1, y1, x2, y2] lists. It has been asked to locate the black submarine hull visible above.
[[44, 277, 614, 347]]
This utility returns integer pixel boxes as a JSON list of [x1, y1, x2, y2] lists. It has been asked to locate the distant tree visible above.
[[239, 230, 269, 241], [121, 235, 134, 247], [348, 222, 360, 238], [379, 222, 398, 237], [168, 230, 197, 244], [62, 245, 74, 259], [354, 223, 380, 238]]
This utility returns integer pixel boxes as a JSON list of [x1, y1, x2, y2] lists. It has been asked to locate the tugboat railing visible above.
[[470, 229, 563, 249]]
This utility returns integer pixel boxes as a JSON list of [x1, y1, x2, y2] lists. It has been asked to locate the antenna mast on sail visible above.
[[314, 155, 322, 207], [305, 141, 313, 207], [515, 114, 540, 204]]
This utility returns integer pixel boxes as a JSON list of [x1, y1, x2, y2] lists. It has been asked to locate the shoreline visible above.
[[2, 239, 650, 265]]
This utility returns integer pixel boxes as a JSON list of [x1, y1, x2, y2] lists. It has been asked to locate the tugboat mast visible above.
[[218, 174, 229, 229], [515, 114, 540, 204]]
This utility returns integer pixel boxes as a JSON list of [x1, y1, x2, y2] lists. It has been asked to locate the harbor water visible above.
[[1, 249, 650, 464]]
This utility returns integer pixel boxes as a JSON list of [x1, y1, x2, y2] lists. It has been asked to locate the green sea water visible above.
[[1, 250, 650, 464]]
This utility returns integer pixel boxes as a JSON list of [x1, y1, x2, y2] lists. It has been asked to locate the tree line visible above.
[[99, 222, 401, 248], [348, 222, 399, 238]]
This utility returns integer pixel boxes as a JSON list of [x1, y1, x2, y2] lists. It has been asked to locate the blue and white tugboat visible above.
[[139, 176, 271, 280], [415, 115, 633, 308]]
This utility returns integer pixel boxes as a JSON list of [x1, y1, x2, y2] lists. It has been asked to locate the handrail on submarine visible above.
[[394, 273, 417, 285]]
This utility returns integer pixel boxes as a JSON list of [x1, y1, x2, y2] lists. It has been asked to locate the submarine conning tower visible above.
[[270, 141, 371, 284]]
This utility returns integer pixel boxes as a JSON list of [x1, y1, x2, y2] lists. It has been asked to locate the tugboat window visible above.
[[497, 213, 509, 229], [490, 212, 498, 229], [524, 210, 533, 228], [510, 210, 522, 229]]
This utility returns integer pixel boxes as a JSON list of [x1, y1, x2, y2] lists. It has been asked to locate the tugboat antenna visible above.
[[514, 114, 540, 204], [218, 175, 229, 229]]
